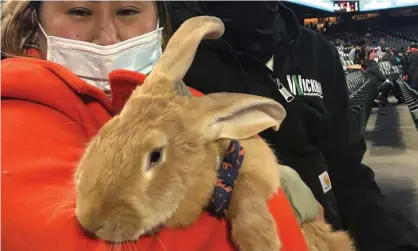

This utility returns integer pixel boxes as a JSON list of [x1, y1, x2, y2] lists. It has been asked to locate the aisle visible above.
[[363, 101, 418, 227]]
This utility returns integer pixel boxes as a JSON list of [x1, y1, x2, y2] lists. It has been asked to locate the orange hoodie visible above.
[[1, 57, 308, 251]]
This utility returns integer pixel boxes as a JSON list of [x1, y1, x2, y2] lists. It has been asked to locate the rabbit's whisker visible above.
[[152, 232, 167, 251]]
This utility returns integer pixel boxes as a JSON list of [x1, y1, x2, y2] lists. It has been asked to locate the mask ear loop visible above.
[[28, 10, 51, 59], [156, 18, 165, 51], [33, 10, 48, 39]]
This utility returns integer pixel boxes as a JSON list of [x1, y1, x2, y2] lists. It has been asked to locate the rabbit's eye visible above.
[[149, 148, 163, 167]]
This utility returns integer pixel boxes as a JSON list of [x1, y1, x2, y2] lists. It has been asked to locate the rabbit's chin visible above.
[[132, 223, 165, 239], [142, 224, 164, 236], [96, 221, 166, 242]]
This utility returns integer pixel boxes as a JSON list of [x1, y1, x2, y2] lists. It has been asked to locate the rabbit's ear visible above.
[[134, 16, 224, 97], [191, 93, 286, 142]]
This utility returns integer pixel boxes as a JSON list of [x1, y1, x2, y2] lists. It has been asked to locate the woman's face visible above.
[[37, 1, 157, 56]]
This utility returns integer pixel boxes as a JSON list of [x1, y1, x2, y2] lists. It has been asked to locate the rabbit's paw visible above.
[[301, 221, 356, 251], [230, 199, 281, 251], [326, 230, 355, 251]]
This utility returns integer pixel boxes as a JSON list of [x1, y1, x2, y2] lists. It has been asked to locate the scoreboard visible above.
[[286, 0, 418, 11], [333, 1, 360, 12]]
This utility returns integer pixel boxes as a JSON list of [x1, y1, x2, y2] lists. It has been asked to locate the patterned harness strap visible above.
[[208, 140, 244, 218], [207, 140, 309, 251]]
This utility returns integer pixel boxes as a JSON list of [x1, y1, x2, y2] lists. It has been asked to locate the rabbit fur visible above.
[[74, 16, 355, 251]]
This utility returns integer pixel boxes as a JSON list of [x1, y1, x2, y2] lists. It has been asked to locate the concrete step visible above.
[[363, 102, 418, 227]]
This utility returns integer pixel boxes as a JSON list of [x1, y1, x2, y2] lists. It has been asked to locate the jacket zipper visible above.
[[236, 49, 295, 103], [269, 74, 294, 103]]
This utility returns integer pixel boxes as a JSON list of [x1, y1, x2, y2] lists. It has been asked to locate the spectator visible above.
[[374, 42, 386, 59], [361, 51, 386, 82], [391, 49, 405, 65], [382, 47, 393, 61], [360, 51, 404, 105], [348, 43, 361, 60], [0, 1, 322, 251], [370, 51, 380, 62], [168, 2, 418, 251], [405, 44, 418, 90]]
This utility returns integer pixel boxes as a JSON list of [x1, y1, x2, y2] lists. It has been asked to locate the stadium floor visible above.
[[363, 99, 418, 227]]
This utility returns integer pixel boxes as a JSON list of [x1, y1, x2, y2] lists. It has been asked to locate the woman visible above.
[[1, 1, 321, 251]]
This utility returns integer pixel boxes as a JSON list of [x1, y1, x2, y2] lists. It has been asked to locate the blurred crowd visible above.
[[336, 39, 418, 105]]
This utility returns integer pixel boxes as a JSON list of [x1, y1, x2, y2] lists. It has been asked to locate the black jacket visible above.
[[406, 51, 418, 77], [167, 2, 418, 251], [390, 55, 403, 66], [363, 59, 387, 83]]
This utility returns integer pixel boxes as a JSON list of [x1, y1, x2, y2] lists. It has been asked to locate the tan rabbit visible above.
[[75, 16, 355, 251]]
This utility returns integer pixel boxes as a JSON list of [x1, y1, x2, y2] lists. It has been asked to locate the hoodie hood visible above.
[[198, 1, 300, 64]]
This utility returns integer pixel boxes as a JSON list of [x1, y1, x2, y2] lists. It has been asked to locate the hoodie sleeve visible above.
[[322, 48, 418, 251], [1, 100, 97, 251]]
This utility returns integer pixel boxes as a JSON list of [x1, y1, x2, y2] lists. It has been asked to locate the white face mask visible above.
[[36, 14, 163, 91]]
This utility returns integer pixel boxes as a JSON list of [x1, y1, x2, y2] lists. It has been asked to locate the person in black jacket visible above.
[[358, 51, 404, 105], [167, 2, 418, 251], [382, 47, 393, 62], [405, 45, 418, 90], [391, 49, 405, 66], [361, 52, 387, 82]]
